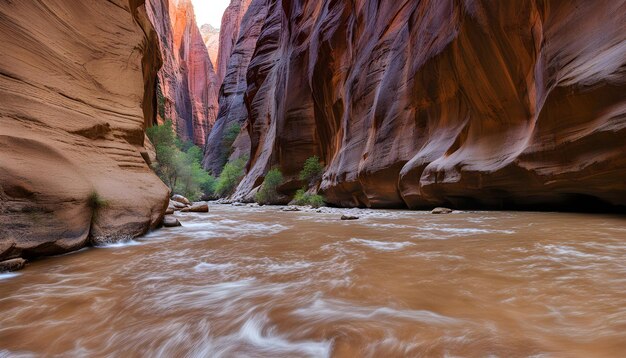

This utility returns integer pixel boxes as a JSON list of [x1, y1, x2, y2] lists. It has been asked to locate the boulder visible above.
[[431, 207, 453, 214], [163, 216, 182, 227], [170, 200, 187, 209], [282, 206, 301, 212], [171, 195, 191, 205], [341, 215, 359, 221], [0, 258, 26, 272], [181, 202, 209, 213], [165, 207, 175, 215]]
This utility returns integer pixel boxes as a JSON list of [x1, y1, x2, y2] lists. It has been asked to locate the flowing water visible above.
[[1, 205, 625, 357]]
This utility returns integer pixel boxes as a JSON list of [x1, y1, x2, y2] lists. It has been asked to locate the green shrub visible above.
[[293, 189, 325, 208], [255, 168, 284, 204], [215, 156, 247, 197], [147, 121, 214, 200], [87, 190, 108, 210], [299, 156, 323, 186]]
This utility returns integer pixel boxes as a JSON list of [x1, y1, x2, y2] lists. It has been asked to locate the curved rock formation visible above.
[[0, 0, 170, 262], [203, 0, 268, 175], [212, 0, 626, 210], [147, 0, 218, 147]]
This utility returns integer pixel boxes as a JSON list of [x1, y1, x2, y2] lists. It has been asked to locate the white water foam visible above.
[[0, 272, 20, 281], [294, 298, 460, 325], [348, 238, 415, 251]]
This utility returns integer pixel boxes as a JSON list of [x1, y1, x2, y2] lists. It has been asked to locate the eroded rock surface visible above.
[[209, 0, 625, 210], [147, 0, 218, 146], [0, 0, 170, 261]]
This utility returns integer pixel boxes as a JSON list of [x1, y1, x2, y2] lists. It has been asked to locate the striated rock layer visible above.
[[203, 0, 266, 174], [0, 0, 170, 262], [147, 0, 218, 147], [212, 0, 626, 210]]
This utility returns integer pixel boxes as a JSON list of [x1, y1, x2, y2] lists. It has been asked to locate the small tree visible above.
[[215, 156, 247, 197], [299, 156, 323, 187], [255, 168, 284, 204]]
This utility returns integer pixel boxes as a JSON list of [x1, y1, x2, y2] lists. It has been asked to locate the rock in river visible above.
[[171, 195, 191, 206], [163, 216, 182, 227], [431, 208, 453, 215], [181, 202, 209, 213], [341, 215, 360, 221], [0, 258, 26, 272]]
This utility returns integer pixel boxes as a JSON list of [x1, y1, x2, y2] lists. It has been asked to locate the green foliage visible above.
[[215, 156, 247, 197], [299, 156, 323, 186], [147, 121, 214, 201], [255, 168, 284, 204], [87, 190, 108, 211], [293, 189, 325, 208]]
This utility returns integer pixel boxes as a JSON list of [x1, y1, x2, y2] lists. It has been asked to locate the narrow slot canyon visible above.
[[0, 0, 625, 356]]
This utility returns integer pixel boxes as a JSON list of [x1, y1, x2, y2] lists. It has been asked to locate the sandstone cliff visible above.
[[200, 24, 221, 68], [212, 0, 626, 210], [147, 0, 218, 147], [203, 0, 267, 174], [0, 0, 169, 263], [214, 0, 253, 85]]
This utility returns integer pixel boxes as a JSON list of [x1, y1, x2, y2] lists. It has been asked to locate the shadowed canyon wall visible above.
[[208, 0, 626, 210], [0, 0, 169, 262], [147, 0, 218, 147]]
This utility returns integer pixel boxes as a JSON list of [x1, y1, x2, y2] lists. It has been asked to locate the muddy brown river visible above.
[[1, 205, 625, 357]]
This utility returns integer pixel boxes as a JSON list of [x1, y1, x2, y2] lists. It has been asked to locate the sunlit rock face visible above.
[[147, 0, 218, 147], [200, 24, 220, 68], [202, 0, 267, 175], [215, 0, 253, 85], [213, 0, 625, 209], [0, 0, 170, 262]]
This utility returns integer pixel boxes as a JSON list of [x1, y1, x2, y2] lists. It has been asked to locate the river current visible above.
[[1, 205, 625, 357]]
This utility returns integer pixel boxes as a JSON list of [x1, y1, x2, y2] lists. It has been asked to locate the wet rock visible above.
[[431, 207, 453, 215], [165, 207, 175, 215], [282, 206, 301, 212], [163, 216, 182, 227], [170, 200, 188, 210], [341, 215, 360, 221], [0, 258, 26, 272], [232, 202, 246, 207], [180, 202, 209, 213], [172, 195, 191, 206]]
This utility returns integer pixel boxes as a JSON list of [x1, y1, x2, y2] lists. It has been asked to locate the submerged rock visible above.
[[0, 258, 26, 272], [171, 195, 191, 206], [431, 208, 453, 215], [341, 215, 360, 221], [181, 202, 209, 213], [163, 216, 182, 227]]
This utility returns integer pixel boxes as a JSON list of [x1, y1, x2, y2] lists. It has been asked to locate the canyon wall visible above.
[[0, 0, 169, 263], [212, 0, 626, 209], [147, 0, 218, 147], [203, 0, 266, 174]]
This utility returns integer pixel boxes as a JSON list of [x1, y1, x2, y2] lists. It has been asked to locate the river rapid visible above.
[[1, 205, 625, 357]]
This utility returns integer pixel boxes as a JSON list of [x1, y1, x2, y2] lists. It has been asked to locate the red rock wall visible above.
[[147, 0, 218, 147], [217, 0, 626, 209], [0, 0, 170, 262], [203, 0, 268, 174], [200, 24, 220, 68], [215, 0, 253, 85]]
